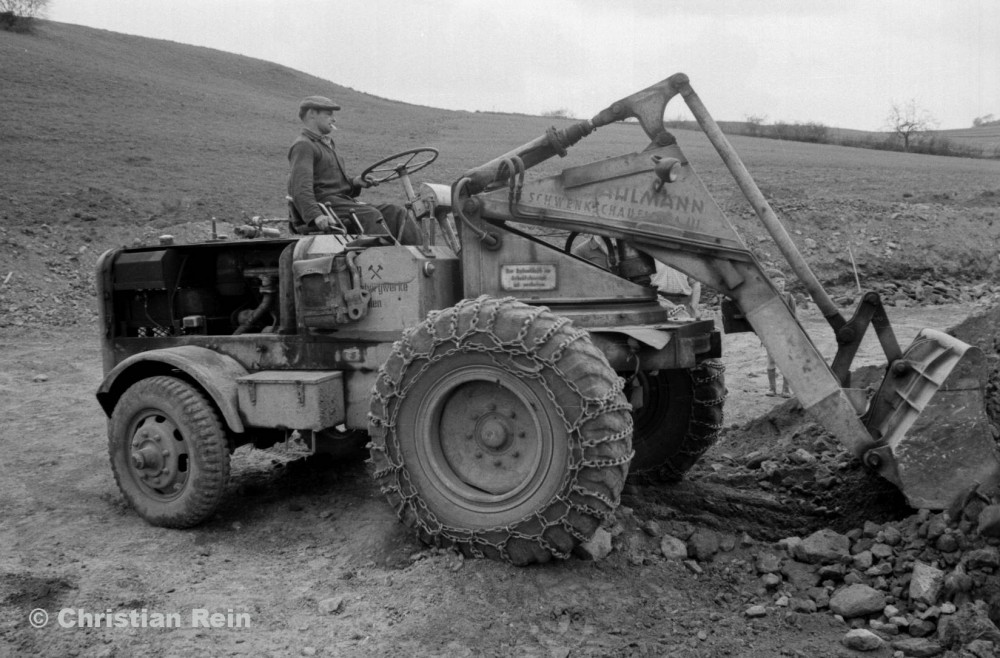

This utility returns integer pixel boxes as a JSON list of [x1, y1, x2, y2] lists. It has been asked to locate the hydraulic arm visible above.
[[453, 73, 1000, 509]]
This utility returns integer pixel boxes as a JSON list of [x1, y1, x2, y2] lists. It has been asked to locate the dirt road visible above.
[[0, 300, 991, 657]]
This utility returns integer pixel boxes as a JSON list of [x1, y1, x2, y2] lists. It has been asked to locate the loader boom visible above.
[[454, 73, 1000, 509]]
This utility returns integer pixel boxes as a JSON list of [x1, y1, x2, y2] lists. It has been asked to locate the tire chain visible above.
[[656, 359, 727, 481], [369, 296, 633, 563]]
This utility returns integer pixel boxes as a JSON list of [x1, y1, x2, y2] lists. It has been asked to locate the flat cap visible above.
[[299, 95, 341, 112]]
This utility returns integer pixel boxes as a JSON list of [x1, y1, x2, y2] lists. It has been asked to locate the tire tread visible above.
[[108, 376, 230, 528]]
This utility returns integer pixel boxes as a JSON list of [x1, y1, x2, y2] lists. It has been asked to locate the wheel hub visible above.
[[127, 414, 187, 497], [131, 445, 163, 471], [428, 376, 547, 500], [475, 413, 511, 451]]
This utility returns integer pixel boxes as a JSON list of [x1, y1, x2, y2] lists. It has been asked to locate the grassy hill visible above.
[[0, 21, 468, 226], [0, 21, 650, 226], [2, 21, 1000, 328]]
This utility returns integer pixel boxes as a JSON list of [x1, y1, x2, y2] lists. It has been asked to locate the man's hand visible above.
[[352, 175, 376, 189], [314, 216, 333, 232]]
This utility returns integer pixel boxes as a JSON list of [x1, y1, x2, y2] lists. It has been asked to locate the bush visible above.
[[744, 114, 768, 137], [541, 108, 574, 119], [908, 134, 983, 158], [767, 121, 829, 143], [0, 10, 31, 32], [800, 122, 829, 143], [831, 132, 994, 159]]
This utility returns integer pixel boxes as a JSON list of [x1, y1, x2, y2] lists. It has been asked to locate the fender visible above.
[[96, 346, 249, 433]]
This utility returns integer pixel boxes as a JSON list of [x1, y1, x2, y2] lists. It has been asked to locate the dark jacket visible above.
[[287, 129, 361, 223]]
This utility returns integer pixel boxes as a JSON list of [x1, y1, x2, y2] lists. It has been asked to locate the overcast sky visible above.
[[48, 0, 999, 131]]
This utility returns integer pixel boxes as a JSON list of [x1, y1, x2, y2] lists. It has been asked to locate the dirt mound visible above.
[[645, 395, 911, 541], [948, 303, 1000, 354], [948, 303, 1000, 434], [603, 302, 1000, 655]]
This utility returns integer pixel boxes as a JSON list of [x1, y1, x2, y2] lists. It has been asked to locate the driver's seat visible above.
[[286, 197, 359, 236], [286, 198, 396, 248], [286, 197, 311, 235]]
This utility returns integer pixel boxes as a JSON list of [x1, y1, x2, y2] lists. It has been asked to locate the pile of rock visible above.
[[752, 500, 997, 656], [767, 502, 1000, 656], [0, 224, 100, 329], [598, 479, 1000, 656], [813, 278, 1000, 311], [859, 278, 1000, 308]]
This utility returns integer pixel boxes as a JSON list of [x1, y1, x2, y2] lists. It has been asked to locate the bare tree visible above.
[[0, 0, 48, 32], [886, 99, 937, 152], [744, 114, 768, 137]]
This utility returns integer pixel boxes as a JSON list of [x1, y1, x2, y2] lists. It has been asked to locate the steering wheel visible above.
[[360, 147, 438, 185], [564, 231, 616, 268]]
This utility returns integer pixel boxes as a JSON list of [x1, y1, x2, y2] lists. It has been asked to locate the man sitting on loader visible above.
[[287, 95, 419, 244]]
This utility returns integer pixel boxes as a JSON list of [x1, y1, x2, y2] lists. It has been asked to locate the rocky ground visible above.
[[2, 290, 999, 657], [2, 202, 1000, 658], [637, 392, 1000, 658]]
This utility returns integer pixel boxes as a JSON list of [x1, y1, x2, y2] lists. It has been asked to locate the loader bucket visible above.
[[863, 328, 1000, 509]]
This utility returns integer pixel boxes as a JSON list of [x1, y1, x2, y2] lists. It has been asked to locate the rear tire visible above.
[[626, 359, 726, 482], [108, 376, 230, 527], [369, 296, 633, 565]]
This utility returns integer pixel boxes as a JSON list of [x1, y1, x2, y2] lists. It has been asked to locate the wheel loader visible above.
[[95, 73, 1000, 565]]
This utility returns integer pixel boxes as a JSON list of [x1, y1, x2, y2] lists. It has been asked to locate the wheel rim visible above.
[[125, 410, 191, 501], [412, 364, 558, 516]]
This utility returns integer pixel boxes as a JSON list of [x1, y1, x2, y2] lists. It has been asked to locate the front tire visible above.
[[108, 376, 230, 527], [369, 297, 633, 565]]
